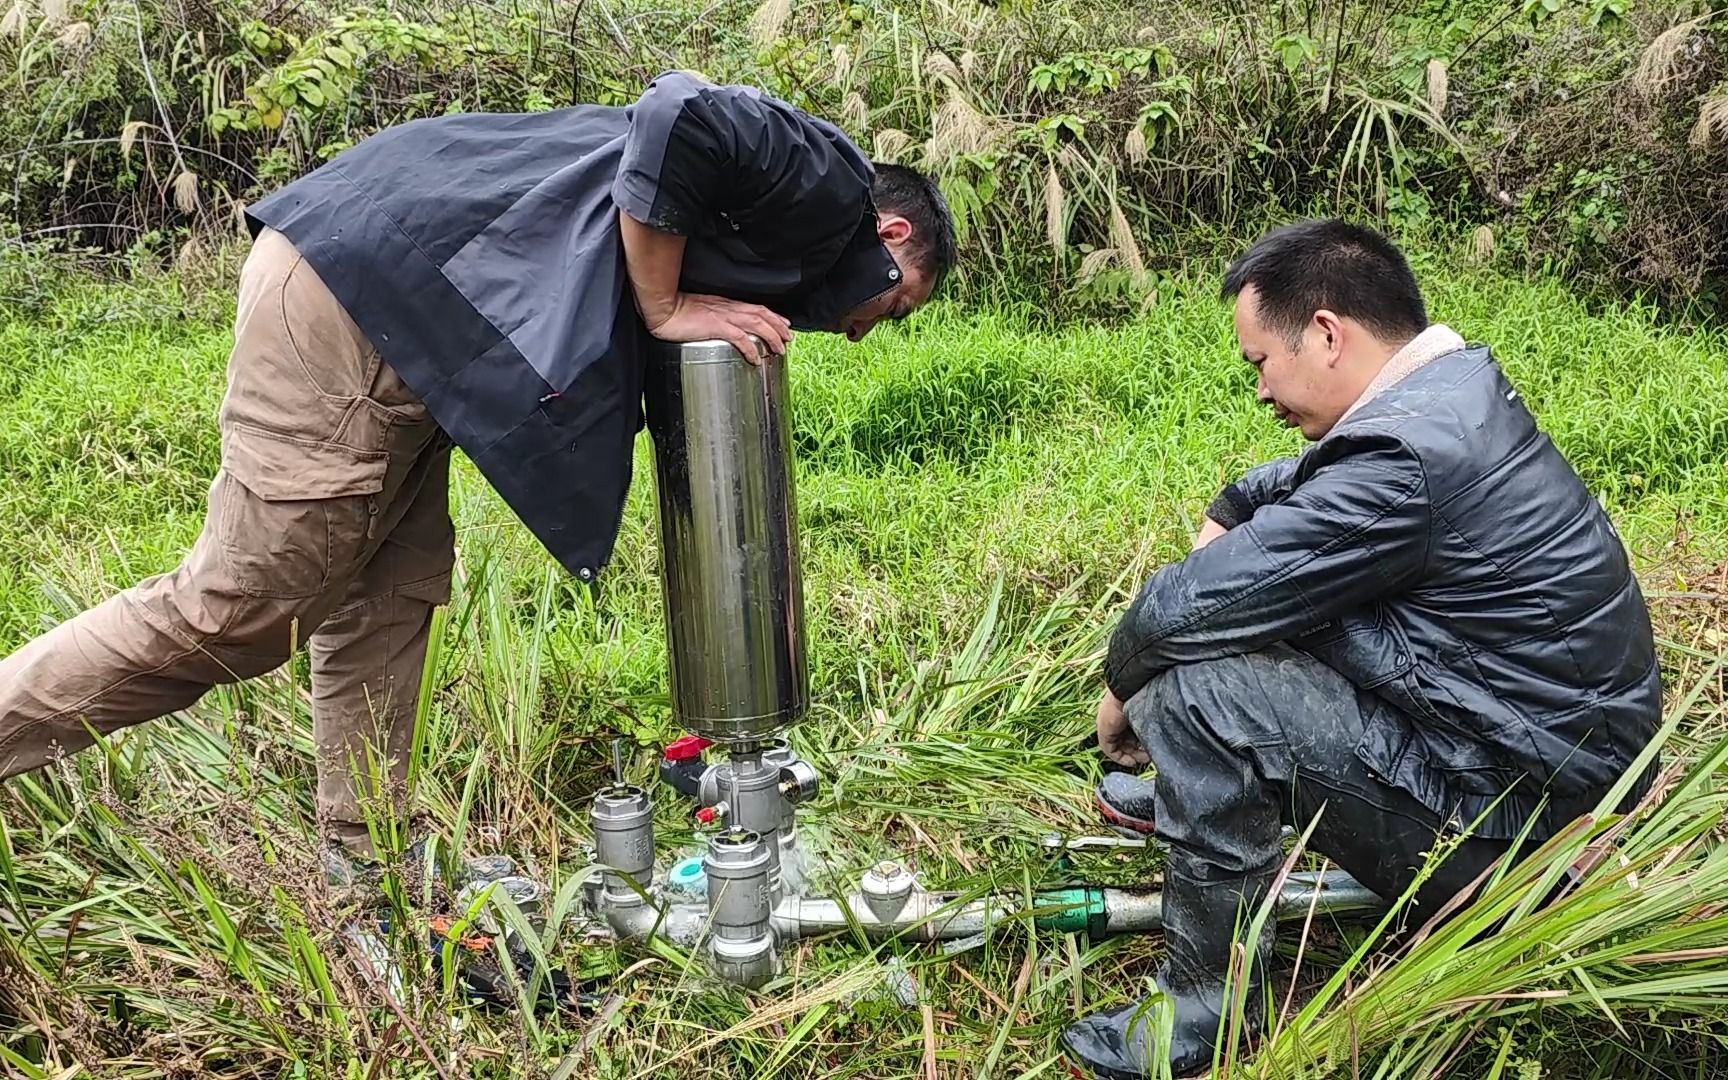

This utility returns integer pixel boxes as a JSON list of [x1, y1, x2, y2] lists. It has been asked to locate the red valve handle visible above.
[[664, 734, 714, 762], [694, 806, 719, 825]]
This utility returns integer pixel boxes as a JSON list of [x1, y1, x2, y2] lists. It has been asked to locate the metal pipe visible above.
[[768, 871, 1385, 943], [644, 338, 808, 746]]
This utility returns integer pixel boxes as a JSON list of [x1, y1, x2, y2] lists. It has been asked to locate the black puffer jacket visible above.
[[1105, 344, 1662, 839]]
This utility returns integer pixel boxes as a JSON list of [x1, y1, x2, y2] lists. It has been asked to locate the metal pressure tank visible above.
[[644, 337, 809, 746]]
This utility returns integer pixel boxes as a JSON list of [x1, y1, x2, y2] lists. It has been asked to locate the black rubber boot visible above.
[[1060, 856, 1277, 1079], [1094, 772, 1159, 835]]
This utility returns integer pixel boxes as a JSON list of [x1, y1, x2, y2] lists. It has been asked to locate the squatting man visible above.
[[1062, 220, 1662, 1080], [0, 70, 954, 883]]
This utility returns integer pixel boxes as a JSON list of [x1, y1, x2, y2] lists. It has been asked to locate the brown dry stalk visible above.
[[921, 1000, 939, 1080], [1621, 945, 1728, 964], [1633, 15, 1713, 99], [950, 962, 1011, 1013]]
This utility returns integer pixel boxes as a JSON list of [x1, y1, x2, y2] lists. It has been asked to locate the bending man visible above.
[[0, 70, 954, 879]]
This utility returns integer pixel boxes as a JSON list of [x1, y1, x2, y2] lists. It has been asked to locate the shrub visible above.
[[2, 0, 1726, 314]]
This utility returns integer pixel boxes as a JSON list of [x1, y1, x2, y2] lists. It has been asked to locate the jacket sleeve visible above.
[[1205, 456, 1301, 529], [1105, 434, 1431, 702], [611, 70, 869, 247]]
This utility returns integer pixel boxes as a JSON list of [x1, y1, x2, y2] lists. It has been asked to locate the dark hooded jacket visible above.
[[243, 70, 901, 581], [1104, 345, 1662, 838]]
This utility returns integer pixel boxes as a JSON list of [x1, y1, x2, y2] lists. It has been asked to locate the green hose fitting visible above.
[[1031, 887, 1108, 938]]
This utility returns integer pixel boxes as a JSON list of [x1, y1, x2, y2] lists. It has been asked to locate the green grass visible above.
[[3, 250, 1728, 1078]]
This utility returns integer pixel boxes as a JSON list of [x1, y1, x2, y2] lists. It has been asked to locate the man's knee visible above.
[[133, 544, 336, 683], [1124, 647, 1293, 748]]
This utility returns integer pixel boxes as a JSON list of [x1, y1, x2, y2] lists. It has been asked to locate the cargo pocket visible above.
[[397, 570, 454, 608], [217, 423, 390, 600]]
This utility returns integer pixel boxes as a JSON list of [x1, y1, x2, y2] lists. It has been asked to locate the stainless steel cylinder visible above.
[[645, 338, 808, 745], [590, 783, 655, 900], [703, 828, 778, 987]]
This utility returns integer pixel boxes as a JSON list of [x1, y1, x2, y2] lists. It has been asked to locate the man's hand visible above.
[[619, 208, 792, 363], [1096, 688, 1149, 769], [1193, 515, 1228, 551], [646, 292, 792, 364]]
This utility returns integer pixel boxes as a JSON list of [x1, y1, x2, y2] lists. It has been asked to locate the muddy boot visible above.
[[1094, 772, 1159, 836], [1060, 856, 1277, 1079]]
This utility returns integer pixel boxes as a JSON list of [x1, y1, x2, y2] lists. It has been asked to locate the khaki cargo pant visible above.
[[0, 229, 453, 856]]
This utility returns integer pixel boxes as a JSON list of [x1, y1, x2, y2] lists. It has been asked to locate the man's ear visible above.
[[1313, 310, 1346, 367], [878, 214, 913, 246]]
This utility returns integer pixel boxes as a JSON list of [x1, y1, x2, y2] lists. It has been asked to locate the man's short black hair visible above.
[[871, 162, 957, 287], [1221, 219, 1427, 346]]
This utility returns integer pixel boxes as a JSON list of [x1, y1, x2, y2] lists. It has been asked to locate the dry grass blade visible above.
[[873, 128, 913, 164], [39, 0, 61, 25], [747, 0, 791, 49], [1633, 15, 1712, 99], [1124, 123, 1148, 165], [921, 1001, 939, 1080], [0, 2, 26, 37], [51, 18, 87, 48], [1044, 162, 1066, 255], [172, 170, 200, 214], [1426, 58, 1449, 118], [1690, 93, 1728, 148], [843, 91, 868, 133], [1107, 192, 1145, 276]]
